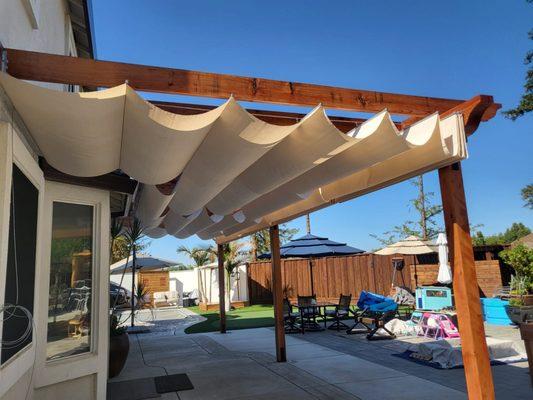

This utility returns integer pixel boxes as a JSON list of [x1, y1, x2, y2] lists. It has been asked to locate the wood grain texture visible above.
[[6, 48, 465, 116], [40, 159, 137, 194], [269, 224, 286, 362], [217, 243, 226, 333], [439, 162, 495, 400]]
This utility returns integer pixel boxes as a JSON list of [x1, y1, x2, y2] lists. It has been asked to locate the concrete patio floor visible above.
[[108, 309, 531, 399]]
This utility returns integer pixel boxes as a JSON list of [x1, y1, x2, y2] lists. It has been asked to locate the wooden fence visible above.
[[247, 249, 506, 304]]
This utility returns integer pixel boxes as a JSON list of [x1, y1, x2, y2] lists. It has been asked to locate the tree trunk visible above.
[[418, 175, 428, 240]]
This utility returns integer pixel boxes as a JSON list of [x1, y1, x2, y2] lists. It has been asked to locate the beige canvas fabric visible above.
[[0, 73, 467, 243], [135, 185, 173, 230], [374, 235, 438, 255], [216, 113, 466, 242]]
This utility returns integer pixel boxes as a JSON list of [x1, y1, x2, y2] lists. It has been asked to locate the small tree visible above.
[[249, 225, 299, 260], [123, 218, 145, 327], [522, 184, 533, 209], [371, 175, 442, 245], [500, 244, 533, 296], [222, 242, 246, 312], [503, 0, 532, 120], [177, 245, 215, 303]]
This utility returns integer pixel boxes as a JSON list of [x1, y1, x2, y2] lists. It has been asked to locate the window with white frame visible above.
[[46, 201, 94, 360], [0, 163, 39, 364]]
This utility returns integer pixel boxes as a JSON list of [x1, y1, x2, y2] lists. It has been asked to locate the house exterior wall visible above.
[[0, 0, 77, 91], [0, 3, 108, 399]]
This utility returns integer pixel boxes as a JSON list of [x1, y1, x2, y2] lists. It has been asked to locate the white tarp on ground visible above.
[[415, 338, 526, 369], [0, 72, 468, 241]]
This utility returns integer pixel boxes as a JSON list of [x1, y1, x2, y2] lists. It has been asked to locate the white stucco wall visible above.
[[169, 269, 197, 299], [0, 3, 101, 399], [199, 264, 248, 304], [0, 0, 70, 56]]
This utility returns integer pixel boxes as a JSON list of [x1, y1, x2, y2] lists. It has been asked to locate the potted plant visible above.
[[108, 314, 129, 378], [500, 244, 533, 324]]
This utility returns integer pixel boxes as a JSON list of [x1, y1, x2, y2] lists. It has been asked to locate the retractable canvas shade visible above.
[[0, 47, 500, 399], [257, 234, 364, 258], [0, 72, 467, 242]]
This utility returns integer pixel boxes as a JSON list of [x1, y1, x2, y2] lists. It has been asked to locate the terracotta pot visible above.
[[519, 321, 533, 386], [108, 332, 130, 378]]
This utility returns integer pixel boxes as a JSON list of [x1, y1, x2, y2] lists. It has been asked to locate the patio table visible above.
[[291, 301, 337, 332]]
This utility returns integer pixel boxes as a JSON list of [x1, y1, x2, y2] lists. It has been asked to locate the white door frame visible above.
[[34, 181, 109, 399], [0, 122, 44, 398]]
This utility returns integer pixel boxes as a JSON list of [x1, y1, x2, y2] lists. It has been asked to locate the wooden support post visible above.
[[269, 225, 287, 362], [439, 162, 495, 400], [217, 243, 226, 334]]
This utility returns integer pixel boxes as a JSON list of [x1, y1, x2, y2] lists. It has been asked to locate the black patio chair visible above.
[[283, 298, 301, 333], [297, 295, 320, 333], [324, 294, 352, 331]]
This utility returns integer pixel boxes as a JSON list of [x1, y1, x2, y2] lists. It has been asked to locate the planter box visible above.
[[199, 301, 248, 311], [480, 298, 512, 325]]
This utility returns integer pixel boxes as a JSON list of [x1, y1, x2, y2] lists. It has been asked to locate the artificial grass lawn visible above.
[[184, 304, 413, 334], [184, 305, 274, 334]]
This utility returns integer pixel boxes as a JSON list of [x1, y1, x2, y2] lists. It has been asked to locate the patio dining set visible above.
[[283, 292, 402, 340]]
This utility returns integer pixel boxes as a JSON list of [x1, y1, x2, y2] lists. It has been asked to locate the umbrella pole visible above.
[[309, 258, 315, 296], [414, 256, 418, 288]]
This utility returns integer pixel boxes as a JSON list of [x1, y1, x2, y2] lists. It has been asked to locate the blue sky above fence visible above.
[[92, 0, 533, 264]]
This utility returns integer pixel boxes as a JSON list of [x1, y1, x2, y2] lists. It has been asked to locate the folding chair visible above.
[[324, 294, 352, 331], [283, 298, 301, 333]]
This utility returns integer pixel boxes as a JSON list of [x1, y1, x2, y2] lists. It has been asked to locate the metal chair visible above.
[[324, 294, 352, 331], [283, 298, 300, 333], [297, 295, 320, 333]]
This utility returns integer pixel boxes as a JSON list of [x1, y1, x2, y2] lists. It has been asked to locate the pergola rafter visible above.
[[0, 47, 499, 399]]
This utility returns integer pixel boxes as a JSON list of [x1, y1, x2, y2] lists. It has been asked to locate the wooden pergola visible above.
[[1, 47, 500, 399]]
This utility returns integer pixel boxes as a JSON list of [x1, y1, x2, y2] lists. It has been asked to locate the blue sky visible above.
[[92, 0, 532, 264]]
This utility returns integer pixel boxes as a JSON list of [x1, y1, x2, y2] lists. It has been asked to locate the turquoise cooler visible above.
[[415, 286, 452, 310], [480, 298, 512, 325]]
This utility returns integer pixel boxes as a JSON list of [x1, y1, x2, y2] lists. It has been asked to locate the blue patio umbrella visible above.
[[258, 234, 364, 258], [258, 234, 364, 295]]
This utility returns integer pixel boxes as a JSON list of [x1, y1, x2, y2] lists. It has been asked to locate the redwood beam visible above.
[[5, 48, 465, 116], [269, 224, 286, 362], [151, 100, 401, 132], [217, 243, 226, 334], [438, 162, 494, 399], [40, 158, 137, 194]]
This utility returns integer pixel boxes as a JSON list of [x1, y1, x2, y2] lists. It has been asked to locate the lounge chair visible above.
[[347, 291, 398, 340], [324, 294, 352, 331], [283, 298, 301, 333]]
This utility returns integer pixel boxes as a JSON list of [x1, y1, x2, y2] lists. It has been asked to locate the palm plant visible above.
[[222, 242, 246, 312], [123, 218, 145, 327], [110, 218, 124, 263], [177, 245, 215, 303]]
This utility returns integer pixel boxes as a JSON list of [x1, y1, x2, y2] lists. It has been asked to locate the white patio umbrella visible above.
[[436, 233, 452, 284], [375, 235, 437, 287]]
